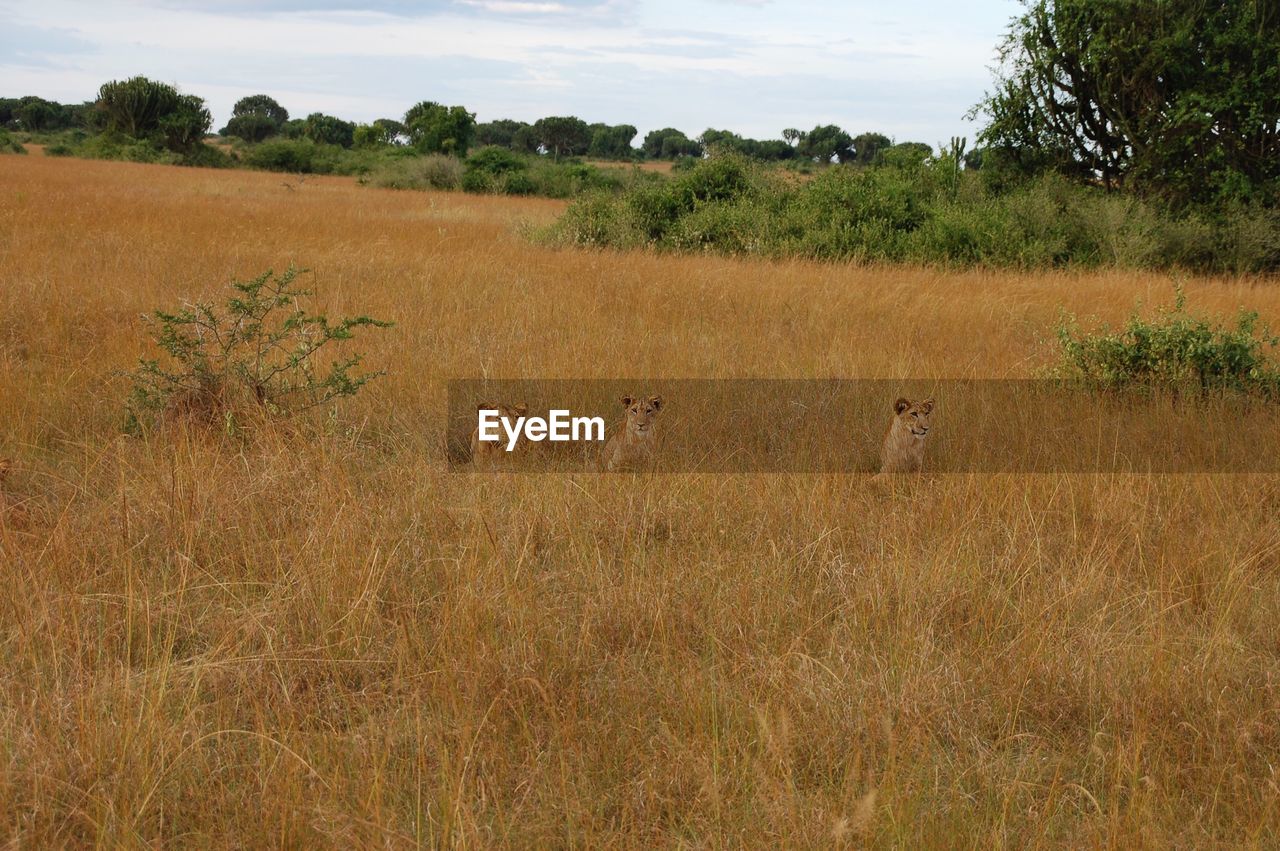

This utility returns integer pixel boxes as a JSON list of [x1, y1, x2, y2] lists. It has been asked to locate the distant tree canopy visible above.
[[14, 78, 967, 179], [587, 123, 638, 160], [977, 0, 1280, 206], [699, 128, 795, 161], [303, 112, 356, 148], [0, 96, 91, 132], [534, 116, 591, 159], [797, 124, 854, 163], [160, 95, 213, 153], [850, 132, 892, 165], [353, 118, 407, 147], [404, 101, 476, 155], [222, 94, 289, 142], [476, 119, 530, 149], [880, 141, 934, 168], [96, 77, 181, 138], [373, 118, 407, 143], [642, 127, 702, 159], [95, 76, 211, 152]]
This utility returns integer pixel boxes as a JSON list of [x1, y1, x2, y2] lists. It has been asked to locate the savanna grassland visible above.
[[2, 155, 1280, 848]]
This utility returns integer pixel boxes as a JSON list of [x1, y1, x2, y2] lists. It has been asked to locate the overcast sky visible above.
[[1, 0, 1020, 146]]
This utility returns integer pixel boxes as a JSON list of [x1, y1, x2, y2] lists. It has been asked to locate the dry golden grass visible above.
[[2, 155, 1280, 847]]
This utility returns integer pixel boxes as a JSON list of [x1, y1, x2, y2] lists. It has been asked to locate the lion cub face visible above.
[[471, 400, 528, 460], [478, 400, 528, 424], [621, 394, 663, 438], [893, 397, 933, 438]]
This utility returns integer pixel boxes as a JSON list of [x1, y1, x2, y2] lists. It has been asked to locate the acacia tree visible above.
[[976, 0, 1280, 205]]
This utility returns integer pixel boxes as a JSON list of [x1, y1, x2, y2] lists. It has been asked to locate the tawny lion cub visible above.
[[879, 397, 934, 474], [598, 394, 663, 472], [470, 401, 528, 465]]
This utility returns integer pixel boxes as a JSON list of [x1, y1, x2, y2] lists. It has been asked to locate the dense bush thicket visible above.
[[0, 129, 26, 154], [545, 153, 1280, 273], [1053, 288, 1280, 398], [361, 146, 659, 198]]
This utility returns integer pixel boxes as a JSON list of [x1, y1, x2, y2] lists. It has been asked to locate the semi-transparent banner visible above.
[[446, 379, 1280, 472]]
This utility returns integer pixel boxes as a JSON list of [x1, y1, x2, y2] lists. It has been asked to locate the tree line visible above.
[[5, 0, 1277, 210], [1, 82, 927, 165]]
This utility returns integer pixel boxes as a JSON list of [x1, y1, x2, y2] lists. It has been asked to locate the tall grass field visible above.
[[2, 155, 1279, 846]]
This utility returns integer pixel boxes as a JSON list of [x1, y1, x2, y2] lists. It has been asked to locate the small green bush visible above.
[[44, 143, 73, 157], [501, 171, 537, 196], [244, 138, 323, 173], [1053, 287, 1280, 399], [0, 130, 26, 154], [126, 267, 393, 433], [465, 146, 527, 178]]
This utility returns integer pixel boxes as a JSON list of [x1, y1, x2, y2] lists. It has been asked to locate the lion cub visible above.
[[597, 394, 663, 472], [878, 397, 934, 474], [470, 401, 528, 465]]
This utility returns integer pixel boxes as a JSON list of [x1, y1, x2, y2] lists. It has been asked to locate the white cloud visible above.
[[0, 0, 1018, 142], [456, 0, 572, 12]]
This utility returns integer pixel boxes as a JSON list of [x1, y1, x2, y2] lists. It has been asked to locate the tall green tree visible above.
[[232, 94, 289, 126], [96, 76, 181, 137], [587, 123, 638, 159], [533, 116, 590, 160], [15, 97, 57, 132], [476, 119, 528, 149], [159, 94, 212, 152], [976, 0, 1280, 205], [850, 132, 891, 165], [797, 124, 854, 163], [404, 101, 476, 155], [302, 112, 356, 148], [641, 127, 701, 159], [222, 94, 289, 142]]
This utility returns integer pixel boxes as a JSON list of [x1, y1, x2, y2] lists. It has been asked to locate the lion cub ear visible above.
[[894, 397, 911, 415], [513, 402, 528, 416], [648, 395, 663, 411], [920, 398, 935, 413], [477, 400, 496, 412], [621, 395, 635, 408]]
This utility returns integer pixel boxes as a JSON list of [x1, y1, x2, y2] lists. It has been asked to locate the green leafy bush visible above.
[[243, 138, 323, 173], [0, 131, 26, 154], [126, 267, 393, 432], [1053, 287, 1280, 398], [544, 153, 1280, 273]]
